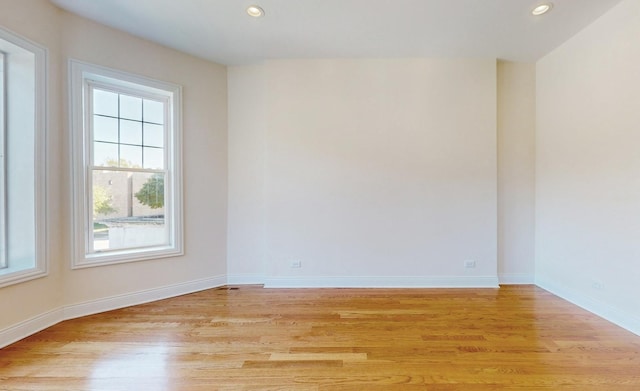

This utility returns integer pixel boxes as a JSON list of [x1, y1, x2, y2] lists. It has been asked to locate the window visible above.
[[70, 60, 182, 268], [0, 26, 47, 287]]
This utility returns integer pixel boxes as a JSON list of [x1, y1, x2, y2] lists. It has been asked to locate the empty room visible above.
[[1, 0, 639, 389]]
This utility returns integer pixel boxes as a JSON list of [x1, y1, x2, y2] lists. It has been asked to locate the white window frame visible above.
[[0, 50, 5, 270], [70, 60, 183, 268], [0, 26, 47, 288]]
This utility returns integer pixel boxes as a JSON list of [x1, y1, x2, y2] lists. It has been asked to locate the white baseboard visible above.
[[0, 308, 64, 349], [536, 277, 640, 337], [64, 275, 226, 320], [499, 273, 535, 285], [264, 275, 499, 288], [0, 275, 226, 349], [226, 274, 265, 285]]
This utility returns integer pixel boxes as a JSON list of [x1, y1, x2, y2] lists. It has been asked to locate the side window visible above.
[[0, 27, 47, 287], [70, 61, 183, 268]]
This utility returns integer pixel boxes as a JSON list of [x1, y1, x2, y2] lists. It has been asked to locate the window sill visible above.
[[0, 267, 48, 288], [72, 245, 184, 269]]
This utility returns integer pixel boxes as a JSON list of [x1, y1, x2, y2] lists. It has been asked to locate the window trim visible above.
[[69, 60, 183, 269], [0, 26, 48, 288], [0, 51, 6, 270]]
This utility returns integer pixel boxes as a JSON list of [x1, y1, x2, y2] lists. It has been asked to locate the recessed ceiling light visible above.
[[246, 5, 265, 18], [532, 3, 553, 16]]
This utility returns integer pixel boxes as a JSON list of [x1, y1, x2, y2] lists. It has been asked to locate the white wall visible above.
[[536, 0, 640, 334], [497, 61, 536, 284], [227, 65, 267, 283], [0, 0, 228, 341], [229, 59, 498, 287]]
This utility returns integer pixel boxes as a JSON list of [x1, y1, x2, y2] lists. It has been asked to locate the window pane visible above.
[[143, 99, 164, 124], [120, 119, 142, 145], [94, 142, 118, 167], [92, 170, 167, 252], [93, 115, 118, 143], [143, 123, 164, 148], [93, 89, 118, 117], [143, 147, 164, 169], [120, 144, 142, 168], [120, 94, 142, 121]]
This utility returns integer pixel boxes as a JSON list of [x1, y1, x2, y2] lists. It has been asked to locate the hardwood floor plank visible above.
[[269, 353, 368, 362]]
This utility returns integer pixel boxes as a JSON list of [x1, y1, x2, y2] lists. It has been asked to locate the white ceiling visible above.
[[50, 0, 624, 65]]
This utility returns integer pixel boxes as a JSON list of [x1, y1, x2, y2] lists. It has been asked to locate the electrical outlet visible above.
[[464, 260, 476, 269], [591, 280, 604, 290], [290, 260, 302, 269]]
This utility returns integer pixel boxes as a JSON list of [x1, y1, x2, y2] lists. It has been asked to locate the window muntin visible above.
[[0, 27, 47, 287], [71, 60, 182, 268], [90, 87, 165, 169]]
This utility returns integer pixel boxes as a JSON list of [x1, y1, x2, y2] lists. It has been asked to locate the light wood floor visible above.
[[1, 285, 639, 390]]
